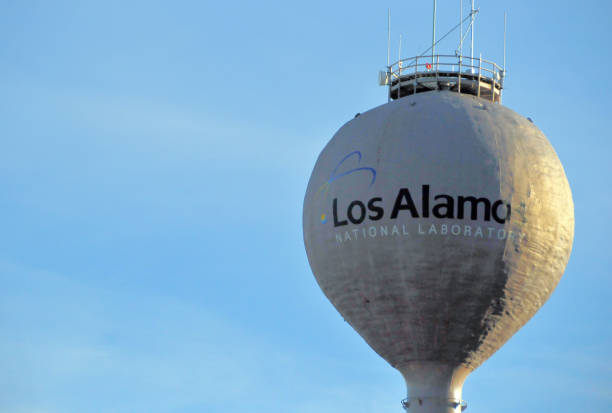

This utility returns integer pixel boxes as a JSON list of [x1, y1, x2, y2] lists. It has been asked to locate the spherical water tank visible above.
[[303, 91, 574, 412]]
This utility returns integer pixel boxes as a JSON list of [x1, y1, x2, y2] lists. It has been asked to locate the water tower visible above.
[[303, 3, 574, 413]]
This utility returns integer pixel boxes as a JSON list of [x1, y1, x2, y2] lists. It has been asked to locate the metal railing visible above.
[[381, 54, 505, 102], [401, 397, 468, 412]]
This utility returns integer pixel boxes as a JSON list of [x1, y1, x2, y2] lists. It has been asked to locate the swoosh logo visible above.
[[315, 150, 377, 208], [329, 150, 377, 186]]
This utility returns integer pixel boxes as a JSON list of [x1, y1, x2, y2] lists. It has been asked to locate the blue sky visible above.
[[0, 1, 610, 412]]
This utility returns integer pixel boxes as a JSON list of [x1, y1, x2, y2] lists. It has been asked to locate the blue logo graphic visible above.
[[328, 150, 377, 186], [317, 150, 377, 223]]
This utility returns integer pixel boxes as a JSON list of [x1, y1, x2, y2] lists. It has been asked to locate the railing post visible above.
[[388, 66, 391, 102], [435, 55, 439, 90], [398, 60, 402, 99], [414, 56, 418, 95], [500, 68, 504, 104], [491, 63, 495, 102], [477, 54, 482, 98], [458, 56, 462, 94]]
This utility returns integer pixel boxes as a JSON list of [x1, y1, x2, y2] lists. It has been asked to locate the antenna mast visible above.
[[387, 9, 391, 67], [380, 4, 503, 104], [432, 0, 437, 58], [470, 0, 475, 63], [459, 0, 463, 56]]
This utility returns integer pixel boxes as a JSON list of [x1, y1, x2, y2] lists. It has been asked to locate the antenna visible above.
[[432, 0, 437, 58], [471, 0, 475, 64], [459, 0, 463, 56], [387, 9, 391, 67], [380, 4, 502, 103]]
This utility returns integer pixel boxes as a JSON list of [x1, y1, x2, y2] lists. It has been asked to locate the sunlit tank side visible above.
[[303, 89, 574, 412]]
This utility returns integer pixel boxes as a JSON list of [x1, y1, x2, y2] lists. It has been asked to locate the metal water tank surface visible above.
[[303, 91, 574, 412]]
